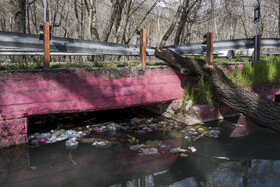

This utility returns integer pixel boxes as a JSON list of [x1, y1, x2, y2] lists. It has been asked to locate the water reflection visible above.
[[1, 117, 280, 187]]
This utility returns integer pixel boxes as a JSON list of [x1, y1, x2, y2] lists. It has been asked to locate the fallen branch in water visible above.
[[68, 148, 77, 166]]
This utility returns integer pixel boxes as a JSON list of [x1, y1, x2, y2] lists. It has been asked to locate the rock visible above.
[[171, 99, 183, 111]]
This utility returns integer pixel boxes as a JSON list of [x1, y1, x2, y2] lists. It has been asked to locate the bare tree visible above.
[[174, 0, 202, 45], [159, 0, 184, 47], [102, 0, 126, 42], [84, 0, 99, 40], [10, 0, 26, 33]]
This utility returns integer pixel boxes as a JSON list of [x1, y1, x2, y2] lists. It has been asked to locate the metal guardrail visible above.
[[168, 38, 280, 56], [0, 31, 155, 56], [0, 31, 280, 56]]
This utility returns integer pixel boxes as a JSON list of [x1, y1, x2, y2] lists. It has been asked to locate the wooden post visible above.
[[140, 28, 147, 66], [206, 32, 213, 63], [257, 34, 261, 61], [44, 22, 50, 68]]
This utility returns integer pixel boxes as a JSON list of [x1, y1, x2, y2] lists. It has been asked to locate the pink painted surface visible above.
[[192, 105, 239, 123], [217, 64, 244, 73], [0, 67, 189, 120], [0, 118, 28, 147], [0, 66, 191, 147], [230, 115, 276, 137]]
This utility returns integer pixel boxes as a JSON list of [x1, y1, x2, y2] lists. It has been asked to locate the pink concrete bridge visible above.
[[1, 65, 280, 147], [0, 66, 193, 147]]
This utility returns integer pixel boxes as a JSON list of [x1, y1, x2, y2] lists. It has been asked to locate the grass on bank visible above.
[[184, 56, 280, 106], [0, 57, 168, 70]]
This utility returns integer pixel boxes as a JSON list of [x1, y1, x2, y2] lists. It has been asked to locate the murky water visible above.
[[1, 110, 280, 187]]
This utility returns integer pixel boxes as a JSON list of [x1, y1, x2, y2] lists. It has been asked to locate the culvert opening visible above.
[[26, 107, 178, 148], [27, 107, 161, 135]]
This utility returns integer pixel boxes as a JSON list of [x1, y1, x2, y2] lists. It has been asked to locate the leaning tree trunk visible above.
[[155, 48, 280, 132]]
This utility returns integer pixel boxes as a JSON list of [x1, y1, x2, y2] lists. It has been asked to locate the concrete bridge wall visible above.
[[0, 66, 192, 147], [1, 65, 280, 147]]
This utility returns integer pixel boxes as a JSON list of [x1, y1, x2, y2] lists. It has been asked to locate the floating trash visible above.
[[130, 117, 141, 125], [150, 148, 158, 154], [170, 147, 189, 154], [185, 135, 191, 141], [92, 141, 111, 148], [179, 153, 190, 158], [145, 140, 161, 148], [141, 148, 159, 155], [188, 146, 196, 153], [129, 144, 144, 151], [108, 123, 117, 135], [197, 126, 208, 133], [136, 127, 153, 134], [160, 144, 167, 149], [77, 137, 95, 144], [146, 118, 153, 124], [203, 130, 220, 138], [28, 128, 88, 146], [208, 126, 221, 130], [233, 123, 244, 127], [65, 138, 79, 148], [38, 139, 48, 143]]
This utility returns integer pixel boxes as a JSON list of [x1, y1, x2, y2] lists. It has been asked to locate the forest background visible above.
[[0, 0, 279, 50]]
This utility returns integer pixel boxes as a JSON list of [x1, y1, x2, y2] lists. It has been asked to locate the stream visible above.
[[1, 108, 280, 187]]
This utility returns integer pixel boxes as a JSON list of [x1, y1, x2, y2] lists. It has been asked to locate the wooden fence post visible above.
[[206, 32, 213, 63], [44, 22, 50, 68], [140, 28, 147, 66]]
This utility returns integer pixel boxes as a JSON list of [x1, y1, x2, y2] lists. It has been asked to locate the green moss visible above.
[[126, 62, 138, 66], [0, 57, 44, 70], [146, 61, 168, 66]]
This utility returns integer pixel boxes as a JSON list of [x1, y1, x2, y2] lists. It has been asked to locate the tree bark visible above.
[[12, 0, 26, 33], [278, 0, 280, 37], [125, 0, 160, 44], [174, 0, 200, 45], [102, 0, 126, 42], [155, 48, 280, 132], [84, 0, 100, 41], [159, 0, 184, 47]]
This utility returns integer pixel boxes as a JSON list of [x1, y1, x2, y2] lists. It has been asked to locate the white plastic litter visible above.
[[150, 148, 158, 154], [108, 123, 117, 135], [188, 146, 196, 153], [65, 138, 79, 147], [129, 144, 144, 151], [233, 123, 244, 127], [92, 141, 111, 148]]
